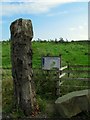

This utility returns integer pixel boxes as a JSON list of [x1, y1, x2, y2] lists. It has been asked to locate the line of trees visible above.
[[2, 38, 89, 43], [33, 37, 69, 43]]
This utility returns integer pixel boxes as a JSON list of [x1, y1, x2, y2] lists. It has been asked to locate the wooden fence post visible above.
[[56, 70, 60, 97], [56, 54, 61, 97], [67, 62, 70, 77]]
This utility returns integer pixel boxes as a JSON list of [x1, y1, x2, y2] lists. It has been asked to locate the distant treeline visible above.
[[1, 39, 90, 44], [32, 40, 89, 44]]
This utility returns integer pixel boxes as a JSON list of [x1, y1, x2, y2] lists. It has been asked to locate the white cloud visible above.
[[0, 21, 2, 25], [69, 27, 76, 31], [0, 3, 2, 22], [83, 22, 87, 26], [1, 0, 89, 2], [69, 23, 87, 31], [78, 25, 84, 29], [0, 0, 89, 17], [0, 1, 73, 17], [47, 11, 68, 17], [69, 23, 88, 40], [1, 2, 56, 16], [79, 34, 88, 40], [1, 0, 23, 2]]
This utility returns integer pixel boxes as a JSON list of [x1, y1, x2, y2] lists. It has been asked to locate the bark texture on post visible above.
[[10, 18, 38, 116]]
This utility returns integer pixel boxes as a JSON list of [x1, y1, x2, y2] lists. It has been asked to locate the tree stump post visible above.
[[10, 18, 39, 116]]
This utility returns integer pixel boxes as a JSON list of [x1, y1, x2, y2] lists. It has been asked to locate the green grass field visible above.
[[1, 40, 90, 118], [2, 40, 89, 69]]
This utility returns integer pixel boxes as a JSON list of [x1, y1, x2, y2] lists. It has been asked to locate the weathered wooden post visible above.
[[10, 18, 38, 116], [55, 55, 61, 97], [67, 62, 70, 77]]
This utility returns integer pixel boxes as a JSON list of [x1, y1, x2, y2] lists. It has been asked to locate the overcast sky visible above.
[[0, 0, 89, 41]]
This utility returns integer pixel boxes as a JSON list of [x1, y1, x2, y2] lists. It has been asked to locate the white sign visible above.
[[42, 56, 61, 70]]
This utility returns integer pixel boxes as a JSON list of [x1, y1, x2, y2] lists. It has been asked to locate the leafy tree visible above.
[[59, 37, 64, 42]]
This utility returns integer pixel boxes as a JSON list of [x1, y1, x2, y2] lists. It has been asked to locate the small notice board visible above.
[[42, 56, 61, 70]]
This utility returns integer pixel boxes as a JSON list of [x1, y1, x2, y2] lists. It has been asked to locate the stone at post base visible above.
[[55, 89, 90, 118], [10, 18, 39, 116]]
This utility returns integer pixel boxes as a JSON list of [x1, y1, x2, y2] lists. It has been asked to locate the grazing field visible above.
[[2, 40, 89, 68], [1, 40, 90, 118]]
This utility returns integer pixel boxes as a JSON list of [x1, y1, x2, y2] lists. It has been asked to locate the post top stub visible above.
[[10, 18, 33, 39]]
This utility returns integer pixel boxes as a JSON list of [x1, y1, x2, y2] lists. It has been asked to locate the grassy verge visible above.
[[2, 41, 90, 118], [2, 68, 90, 118]]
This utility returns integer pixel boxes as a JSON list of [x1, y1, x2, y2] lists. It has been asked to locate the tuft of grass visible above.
[[36, 95, 47, 113], [2, 79, 13, 113]]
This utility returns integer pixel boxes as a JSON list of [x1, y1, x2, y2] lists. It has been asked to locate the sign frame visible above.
[[42, 55, 61, 70]]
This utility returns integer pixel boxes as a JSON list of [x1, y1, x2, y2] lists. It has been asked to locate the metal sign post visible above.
[[42, 55, 61, 97]]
